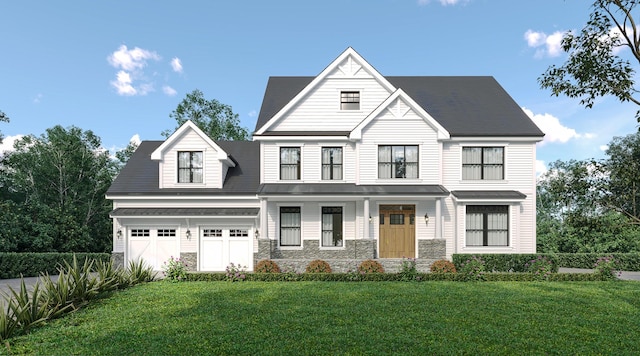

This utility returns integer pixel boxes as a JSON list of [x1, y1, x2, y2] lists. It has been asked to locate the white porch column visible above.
[[260, 198, 268, 239], [364, 198, 370, 239], [435, 197, 442, 239]]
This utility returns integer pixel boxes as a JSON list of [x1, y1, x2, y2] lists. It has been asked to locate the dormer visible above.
[[151, 120, 236, 189]]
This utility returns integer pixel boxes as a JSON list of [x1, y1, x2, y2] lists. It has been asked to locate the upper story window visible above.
[[462, 147, 504, 180], [178, 151, 203, 183], [466, 205, 509, 246], [340, 91, 360, 110], [378, 145, 418, 179], [280, 147, 301, 180], [322, 147, 343, 180]]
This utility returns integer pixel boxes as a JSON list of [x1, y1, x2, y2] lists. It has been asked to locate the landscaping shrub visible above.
[[255, 259, 281, 273], [430, 259, 457, 274], [0, 252, 111, 279], [305, 259, 332, 273], [593, 256, 621, 281], [453, 253, 559, 272], [225, 263, 247, 282], [525, 255, 555, 281], [162, 256, 188, 282], [398, 257, 419, 281], [459, 256, 486, 281], [358, 259, 385, 274]]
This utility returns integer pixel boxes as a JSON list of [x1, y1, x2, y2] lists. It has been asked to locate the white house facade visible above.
[[107, 48, 544, 272]]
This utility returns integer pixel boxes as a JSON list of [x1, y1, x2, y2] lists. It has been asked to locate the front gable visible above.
[[255, 47, 397, 135], [350, 89, 450, 141], [151, 121, 236, 189]]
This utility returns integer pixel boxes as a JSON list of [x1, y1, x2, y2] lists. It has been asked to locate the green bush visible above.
[[162, 256, 188, 282], [554, 253, 640, 271], [453, 253, 640, 272], [0, 252, 111, 279]]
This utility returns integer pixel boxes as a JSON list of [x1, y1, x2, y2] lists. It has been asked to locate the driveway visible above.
[[0, 275, 59, 298]]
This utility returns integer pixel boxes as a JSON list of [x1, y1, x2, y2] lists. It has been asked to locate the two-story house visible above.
[[106, 48, 544, 272]]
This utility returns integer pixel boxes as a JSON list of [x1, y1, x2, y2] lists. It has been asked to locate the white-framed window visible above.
[[321, 147, 343, 180], [321, 206, 343, 247], [280, 206, 301, 246], [465, 205, 509, 246], [178, 151, 203, 183], [462, 147, 504, 180], [280, 147, 301, 180], [230, 229, 249, 237], [130, 229, 150, 237], [340, 91, 360, 110], [202, 229, 222, 237], [157, 229, 176, 237], [378, 145, 419, 179]]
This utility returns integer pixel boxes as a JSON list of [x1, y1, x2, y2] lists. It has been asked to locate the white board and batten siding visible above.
[[158, 129, 223, 189]]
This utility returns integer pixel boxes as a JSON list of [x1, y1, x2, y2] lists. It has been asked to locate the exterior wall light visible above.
[[424, 212, 430, 226], [255, 229, 260, 239], [116, 229, 123, 239], [186, 229, 192, 240]]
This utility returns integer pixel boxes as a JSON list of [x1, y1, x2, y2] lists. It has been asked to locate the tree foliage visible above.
[[537, 131, 640, 253], [0, 125, 116, 253], [539, 0, 640, 121], [0, 109, 8, 143], [162, 89, 249, 140]]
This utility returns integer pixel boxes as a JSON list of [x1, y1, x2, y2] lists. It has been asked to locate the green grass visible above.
[[3, 281, 640, 355]]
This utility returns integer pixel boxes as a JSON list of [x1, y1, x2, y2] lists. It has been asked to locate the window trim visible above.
[[177, 150, 204, 184], [464, 205, 510, 247], [377, 145, 419, 179], [279, 205, 302, 247], [320, 204, 346, 249], [321, 147, 343, 181], [280, 146, 301, 181], [461, 146, 505, 181], [340, 91, 360, 110]]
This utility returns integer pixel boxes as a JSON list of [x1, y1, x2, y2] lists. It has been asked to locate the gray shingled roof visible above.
[[451, 190, 527, 200], [110, 208, 259, 217], [254, 76, 544, 137], [107, 140, 260, 196], [258, 183, 449, 196]]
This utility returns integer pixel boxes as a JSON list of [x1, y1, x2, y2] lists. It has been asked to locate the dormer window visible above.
[[178, 151, 203, 183], [340, 91, 360, 110]]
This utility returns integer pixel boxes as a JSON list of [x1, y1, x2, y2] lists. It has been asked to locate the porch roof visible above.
[[109, 208, 260, 218], [257, 183, 449, 196], [450, 190, 527, 201]]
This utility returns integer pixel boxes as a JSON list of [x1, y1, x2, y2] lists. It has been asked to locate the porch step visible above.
[[267, 258, 439, 273]]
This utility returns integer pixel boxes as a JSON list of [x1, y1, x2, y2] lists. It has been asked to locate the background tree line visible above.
[[0, 90, 248, 253]]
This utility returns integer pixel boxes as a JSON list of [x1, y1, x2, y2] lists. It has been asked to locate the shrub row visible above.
[[0, 253, 111, 279], [186, 272, 605, 282], [452, 253, 640, 272]]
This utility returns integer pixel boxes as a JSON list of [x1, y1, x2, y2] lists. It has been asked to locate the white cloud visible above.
[[0, 134, 24, 154], [524, 30, 565, 58], [111, 70, 137, 96], [417, 0, 466, 5], [129, 134, 141, 145], [522, 107, 595, 145], [600, 145, 609, 152], [163, 85, 177, 96], [171, 58, 183, 73], [536, 159, 548, 177], [33, 93, 43, 104], [107, 45, 162, 96], [108, 45, 160, 71], [248, 110, 257, 118]]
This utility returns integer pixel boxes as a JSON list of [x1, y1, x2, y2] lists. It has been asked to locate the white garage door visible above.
[[129, 227, 179, 270], [200, 227, 253, 271]]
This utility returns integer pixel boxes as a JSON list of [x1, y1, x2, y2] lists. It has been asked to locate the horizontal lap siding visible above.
[[358, 110, 440, 185], [160, 130, 221, 188], [269, 78, 391, 132]]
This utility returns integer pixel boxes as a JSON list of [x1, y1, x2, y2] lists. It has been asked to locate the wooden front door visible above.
[[379, 205, 415, 258]]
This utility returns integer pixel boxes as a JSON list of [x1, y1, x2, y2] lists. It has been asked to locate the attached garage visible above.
[[128, 227, 180, 270], [200, 227, 254, 271]]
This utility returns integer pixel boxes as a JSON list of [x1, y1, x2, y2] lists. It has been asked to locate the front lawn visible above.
[[4, 281, 640, 355]]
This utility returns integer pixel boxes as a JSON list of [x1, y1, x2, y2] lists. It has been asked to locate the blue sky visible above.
[[1, 0, 639, 175]]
